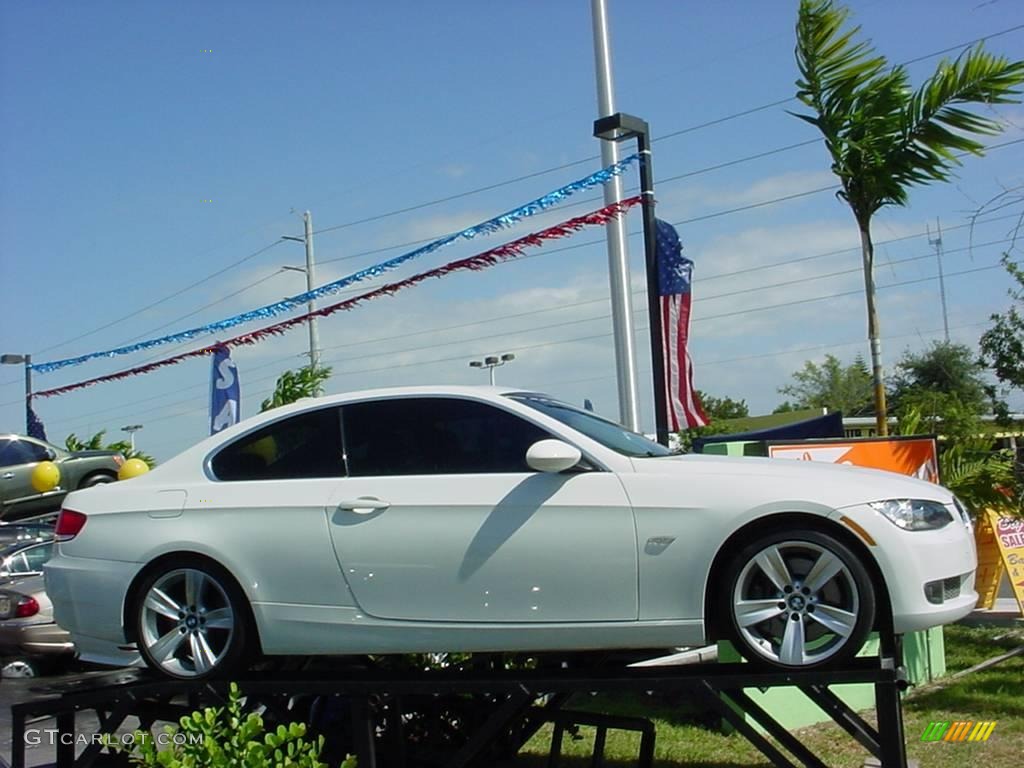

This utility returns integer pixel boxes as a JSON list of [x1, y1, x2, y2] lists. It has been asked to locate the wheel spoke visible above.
[[144, 588, 181, 620], [808, 604, 858, 637], [204, 607, 233, 630], [185, 570, 205, 610], [754, 546, 792, 592], [190, 633, 217, 674], [804, 551, 845, 593], [779, 617, 806, 666], [149, 628, 187, 663], [735, 598, 787, 628]]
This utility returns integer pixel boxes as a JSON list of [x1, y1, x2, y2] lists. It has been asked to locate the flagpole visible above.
[[590, 0, 642, 433]]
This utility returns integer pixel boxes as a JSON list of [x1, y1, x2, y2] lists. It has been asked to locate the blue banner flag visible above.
[[210, 346, 240, 435]]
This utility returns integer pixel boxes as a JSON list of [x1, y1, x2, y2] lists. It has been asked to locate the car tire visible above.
[[2, 658, 40, 678], [79, 473, 116, 488], [133, 558, 251, 680], [718, 528, 875, 670]]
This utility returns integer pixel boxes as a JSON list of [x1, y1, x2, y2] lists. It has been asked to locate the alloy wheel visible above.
[[139, 568, 235, 678], [732, 540, 862, 667]]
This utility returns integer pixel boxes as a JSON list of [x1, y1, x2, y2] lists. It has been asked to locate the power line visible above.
[[33, 240, 286, 356], [17, 214, 1016, 418], [54, 258, 1006, 433]]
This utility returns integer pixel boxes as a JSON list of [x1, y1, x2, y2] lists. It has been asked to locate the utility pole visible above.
[[591, 0, 641, 433], [927, 218, 950, 343], [282, 211, 321, 368], [303, 211, 321, 368]]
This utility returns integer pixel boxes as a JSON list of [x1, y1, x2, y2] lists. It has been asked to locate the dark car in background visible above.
[[0, 434, 123, 521], [0, 540, 54, 580]]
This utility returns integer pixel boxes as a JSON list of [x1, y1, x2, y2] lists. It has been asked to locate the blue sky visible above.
[[2, 1, 1022, 460]]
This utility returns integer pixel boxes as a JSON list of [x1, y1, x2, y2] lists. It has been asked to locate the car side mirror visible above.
[[526, 439, 582, 473], [45, 449, 56, 461]]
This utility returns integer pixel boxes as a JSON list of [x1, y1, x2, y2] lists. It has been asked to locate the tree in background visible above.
[[695, 391, 749, 421], [980, 256, 1024, 394], [777, 354, 873, 416], [897, 407, 1018, 515], [889, 341, 991, 440], [65, 431, 155, 468], [794, 0, 1024, 434], [678, 391, 750, 452], [260, 365, 332, 412]]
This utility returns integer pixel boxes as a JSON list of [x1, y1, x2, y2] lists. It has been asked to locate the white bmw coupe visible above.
[[45, 386, 977, 680]]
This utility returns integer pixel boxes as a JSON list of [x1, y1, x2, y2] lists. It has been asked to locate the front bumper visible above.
[[831, 503, 978, 634]]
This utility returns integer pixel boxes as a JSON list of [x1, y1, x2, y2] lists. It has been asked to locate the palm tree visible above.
[[260, 364, 332, 412], [794, 0, 1024, 435], [65, 430, 156, 467]]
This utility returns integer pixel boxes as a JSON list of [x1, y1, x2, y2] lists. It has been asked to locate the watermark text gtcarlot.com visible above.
[[24, 730, 203, 747]]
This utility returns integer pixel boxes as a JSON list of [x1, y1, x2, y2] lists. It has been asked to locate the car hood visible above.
[[630, 453, 952, 509], [68, 449, 121, 460]]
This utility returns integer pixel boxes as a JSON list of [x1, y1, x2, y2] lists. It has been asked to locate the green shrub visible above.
[[119, 682, 355, 768]]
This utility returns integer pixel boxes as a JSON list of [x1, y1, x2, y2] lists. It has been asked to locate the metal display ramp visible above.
[[8, 648, 911, 768]]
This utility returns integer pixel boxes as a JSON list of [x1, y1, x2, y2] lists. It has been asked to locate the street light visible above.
[[593, 112, 669, 446], [469, 353, 515, 386], [121, 424, 143, 452], [1, 353, 32, 435]]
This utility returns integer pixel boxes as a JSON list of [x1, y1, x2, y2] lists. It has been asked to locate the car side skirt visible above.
[[252, 603, 706, 655]]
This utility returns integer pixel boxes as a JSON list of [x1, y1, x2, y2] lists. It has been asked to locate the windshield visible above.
[[509, 394, 672, 458]]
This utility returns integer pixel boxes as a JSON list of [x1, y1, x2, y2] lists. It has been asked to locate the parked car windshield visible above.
[[508, 394, 672, 458]]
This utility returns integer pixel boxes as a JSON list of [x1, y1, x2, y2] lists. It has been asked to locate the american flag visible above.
[[27, 402, 48, 441], [655, 219, 707, 430]]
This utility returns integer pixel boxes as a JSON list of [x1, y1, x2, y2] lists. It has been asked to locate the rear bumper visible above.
[[0, 621, 74, 656], [45, 553, 141, 644]]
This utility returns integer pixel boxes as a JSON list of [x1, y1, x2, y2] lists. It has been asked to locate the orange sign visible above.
[[767, 437, 939, 483]]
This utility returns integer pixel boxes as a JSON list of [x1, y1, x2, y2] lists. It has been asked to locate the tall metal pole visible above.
[[303, 211, 321, 368], [635, 129, 670, 446], [24, 354, 32, 435], [591, 0, 641, 432], [928, 218, 950, 343]]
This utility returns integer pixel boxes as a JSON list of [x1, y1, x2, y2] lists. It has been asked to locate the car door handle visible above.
[[1, 473, 13, 480], [336, 497, 390, 515]]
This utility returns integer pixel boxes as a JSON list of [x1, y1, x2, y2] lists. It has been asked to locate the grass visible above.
[[505, 624, 1024, 767]]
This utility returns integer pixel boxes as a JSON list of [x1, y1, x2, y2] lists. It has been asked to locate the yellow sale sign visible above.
[[987, 511, 1024, 615]]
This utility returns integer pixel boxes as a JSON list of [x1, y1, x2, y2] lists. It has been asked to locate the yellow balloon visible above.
[[118, 458, 151, 481], [31, 461, 61, 493]]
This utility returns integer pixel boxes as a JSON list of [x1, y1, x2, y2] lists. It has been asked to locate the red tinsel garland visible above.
[[36, 197, 641, 399]]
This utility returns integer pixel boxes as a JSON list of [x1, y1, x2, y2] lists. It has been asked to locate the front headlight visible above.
[[869, 499, 954, 531]]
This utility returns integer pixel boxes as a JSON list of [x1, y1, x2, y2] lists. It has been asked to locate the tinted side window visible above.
[[0, 439, 47, 466], [2, 553, 28, 575], [343, 398, 551, 476], [23, 543, 53, 571], [211, 408, 344, 481]]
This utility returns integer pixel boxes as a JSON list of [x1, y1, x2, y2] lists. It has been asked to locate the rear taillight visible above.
[[55, 509, 87, 540], [15, 596, 39, 618]]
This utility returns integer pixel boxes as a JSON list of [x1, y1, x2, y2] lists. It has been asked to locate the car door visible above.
[[326, 396, 638, 624], [205, 405, 357, 609], [0, 438, 53, 516]]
